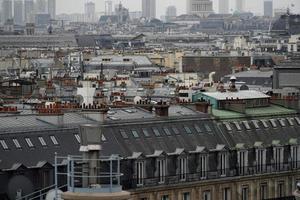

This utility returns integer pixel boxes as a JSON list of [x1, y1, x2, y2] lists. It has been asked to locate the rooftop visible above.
[[200, 90, 270, 101]]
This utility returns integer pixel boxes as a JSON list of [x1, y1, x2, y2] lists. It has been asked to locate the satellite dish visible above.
[[45, 189, 63, 200], [134, 96, 142, 104], [75, 95, 84, 104]]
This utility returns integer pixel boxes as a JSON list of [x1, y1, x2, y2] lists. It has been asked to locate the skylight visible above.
[[287, 118, 294, 126], [120, 129, 129, 139], [204, 124, 212, 132], [261, 120, 269, 128], [269, 119, 277, 128], [184, 126, 192, 134], [38, 137, 47, 146], [153, 128, 161, 136], [13, 139, 21, 149], [242, 121, 251, 130], [142, 128, 150, 137], [224, 122, 232, 131], [75, 134, 81, 143], [252, 120, 260, 129], [279, 119, 286, 127], [234, 122, 242, 131], [295, 117, 300, 125], [50, 136, 59, 145], [163, 127, 172, 136], [132, 130, 139, 138], [0, 140, 8, 150], [172, 127, 180, 135], [25, 138, 34, 148], [194, 125, 202, 133]]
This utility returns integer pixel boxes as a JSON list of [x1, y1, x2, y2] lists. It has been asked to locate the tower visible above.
[[187, 0, 213, 18], [84, 1, 96, 22], [48, 0, 56, 19], [14, 0, 24, 25], [219, 0, 229, 14], [236, 0, 245, 13], [105, 0, 113, 15], [35, 0, 47, 13], [264, 0, 273, 17], [142, 0, 156, 19], [24, 0, 34, 23], [2, 0, 13, 23], [166, 6, 177, 21]]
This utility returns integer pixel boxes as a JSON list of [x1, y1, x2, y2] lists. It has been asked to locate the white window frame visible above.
[[13, 139, 21, 149], [179, 157, 187, 181], [25, 138, 34, 148], [50, 135, 59, 145], [158, 159, 166, 184], [136, 161, 144, 186]]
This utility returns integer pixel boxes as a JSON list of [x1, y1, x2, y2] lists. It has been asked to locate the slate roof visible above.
[[0, 106, 300, 171]]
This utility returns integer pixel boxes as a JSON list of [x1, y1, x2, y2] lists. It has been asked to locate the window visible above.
[[234, 122, 242, 131], [223, 188, 231, 200], [161, 195, 169, 200], [260, 183, 268, 200], [12, 139, 21, 149], [0, 140, 9, 150], [277, 182, 285, 198], [132, 130, 139, 138], [120, 129, 128, 139], [199, 155, 207, 179], [179, 157, 187, 181], [136, 161, 144, 186], [242, 121, 251, 130], [184, 126, 192, 134], [158, 159, 166, 183], [241, 187, 249, 200], [172, 127, 180, 135], [291, 145, 299, 168], [256, 149, 266, 173], [270, 119, 278, 128], [74, 134, 80, 143], [204, 124, 212, 132], [38, 137, 47, 146], [25, 138, 34, 148], [153, 128, 161, 137], [252, 120, 260, 129], [295, 117, 300, 125], [102, 134, 107, 142], [224, 122, 232, 131], [287, 118, 294, 126], [238, 151, 248, 175], [194, 125, 202, 133], [203, 191, 211, 200], [50, 136, 59, 145], [163, 127, 171, 136], [220, 153, 227, 176], [274, 147, 284, 171], [261, 120, 269, 128], [182, 192, 190, 200], [279, 119, 286, 127], [142, 128, 150, 137]]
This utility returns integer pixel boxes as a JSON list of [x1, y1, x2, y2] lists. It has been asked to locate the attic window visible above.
[[153, 128, 161, 137], [75, 134, 81, 143], [234, 122, 242, 131], [224, 122, 232, 131], [102, 134, 107, 141], [287, 118, 294, 126], [163, 127, 172, 136], [261, 120, 269, 128], [123, 58, 130, 62], [13, 139, 21, 149], [184, 126, 192, 134], [194, 125, 202, 133], [25, 138, 34, 148], [0, 140, 8, 150], [50, 136, 59, 145], [38, 137, 47, 146], [252, 120, 260, 129], [279, 119, 286, 127], [142, 128, 150, 137], [132, 130, 140, 138], [204, 124, 212, 132], [172, 127, 180, 135], [120, 129, 129, 139], [242, 121, 251, 130], [295, 117, 300, 125], [270, 119, 278, 128]]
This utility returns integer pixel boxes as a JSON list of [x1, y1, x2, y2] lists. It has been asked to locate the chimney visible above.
[[154, 101, 170, 117], [195, 101, 210, 113]]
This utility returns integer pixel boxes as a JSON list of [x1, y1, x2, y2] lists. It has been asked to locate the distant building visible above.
[[35, 13, 50, 26], [24, 0, 35, 23], [35, 0, 47, 13], [165, 6, 177, 21], [48, 0, 56, 19], [14, 0, 24, 25], [264, 0, 273, 17], [272, 14, 300, 35], [105, 0, 113, 15], [142, 0, 156, 19], [84, 1, 96, 22], [236, 0, 245, 13], [2, 0, 13, 23], [115, 3, 130, 24], [219, 0, 229, 14], [187, 0, 213, 18]]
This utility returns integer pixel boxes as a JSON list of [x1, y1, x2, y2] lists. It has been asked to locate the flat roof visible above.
[[201, 90, 270, 101]]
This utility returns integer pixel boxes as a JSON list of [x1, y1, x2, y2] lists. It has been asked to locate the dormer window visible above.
[[274, 147, 284, 171], [179, 157, 187, 181], [291, 145, 300, 169], [219, 152, 227, 176], [136, 161, 144, 186], [256, 148, 266, 173], [199, 154, 207, 179], [158, 159, 166, 184], [237, 150, 248, 175]]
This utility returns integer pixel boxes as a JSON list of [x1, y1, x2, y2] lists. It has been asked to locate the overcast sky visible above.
[[56, 0, 299, 17]]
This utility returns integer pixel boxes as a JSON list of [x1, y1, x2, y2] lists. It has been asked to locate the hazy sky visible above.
[[57, 0, 300, 17]]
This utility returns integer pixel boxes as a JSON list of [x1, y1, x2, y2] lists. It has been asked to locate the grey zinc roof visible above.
[[201, 90, 270, 101]]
